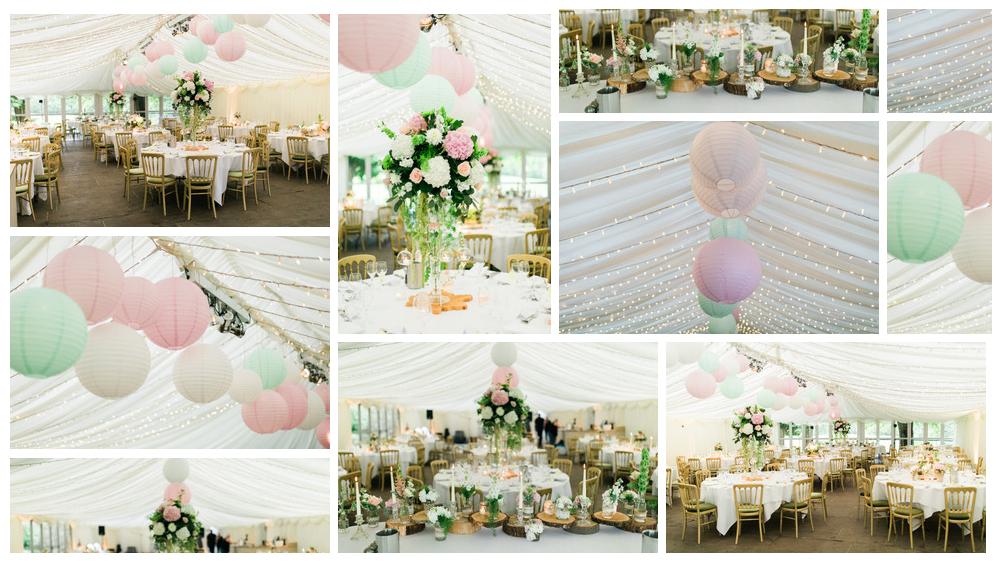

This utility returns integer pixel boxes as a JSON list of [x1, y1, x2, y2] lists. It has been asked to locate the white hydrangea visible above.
[[402, 182, 413, 192], [741, 423, 753, 435], [400, 158, 413, 168], [495, 406, 504, 416], [168, 523, 176, 532], [469, 161, 486, 186], [480, 406, 493, 419], [503, 411, 518, 424], [388, 172, 401, 185], [153, 522, 165, 536], [423, 156, 451, 188], [391, 135, 415, 160], [426, 128, 443, 145], [176, 528, 191, 541], [509, 388, 524, 400]]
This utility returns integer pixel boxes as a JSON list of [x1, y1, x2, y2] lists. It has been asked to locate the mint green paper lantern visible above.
[[709, 217, 748, 240], [698, 292, 736, 318], [888, 173, 966, 263], [244, 348, 286, 389], [719, 374, 744, 399], [212, 15, 235, 33], [182, 37, 208, 63], [708, 314, 738, 334], [11, 288, 89, 378], [410, 74, 457, 114], [698, 350, 719, 373], [127, 53, 146, 70], [375, 33, 430, 89], [158, 54, 179, 76]]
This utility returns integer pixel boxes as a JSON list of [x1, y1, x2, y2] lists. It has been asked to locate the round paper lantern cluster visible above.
[[490, 342, 517, 367], [10, 287, 89, 378], [163, 458, 192, 504], [244, 348, 287, 389], [678, 347, 753, 402], [429, 46, 477, 96], [887, 173, 965, 263], [375, 33, 431, 89], [75, 322, 151, 399], [316, 417, 331, 449], [112, 277, 161, 330], [339, 15, 422, 73], [173, 344, 234, 403], [951, 207, 991, 283], [242, 389, 289, 434]]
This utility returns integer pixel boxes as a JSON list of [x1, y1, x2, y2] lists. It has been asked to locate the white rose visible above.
[[509, 388, 524, 400], [741, 423, 753, 435], [400, 158, 413, 168], [503, 411, 518, 424], [391, 135, 414, 160], [480, 406, 493, 419], [168, 523, 176, 532], [153, 522, 165, 536], [495, 406, 504, 416], [426, 127, 443, 145], [175, 528, 190, 541]]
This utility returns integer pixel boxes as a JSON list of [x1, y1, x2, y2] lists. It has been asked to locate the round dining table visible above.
[[353, 445, 420, 487], [872, 470, 986, 529], [459, 221, 537, 271], [267, 131, 329, 166], [140, 142, 250, 204], [700, 470, 809, 534], [433, 464, 572, 515], [109, 128, 172, 159], [654, 23, 793, 73]]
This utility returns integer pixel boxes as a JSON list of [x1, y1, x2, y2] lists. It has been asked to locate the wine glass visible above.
[[396, 249, 412, 267], [376, 261, 388, 281], [365, 261, 377, 285]]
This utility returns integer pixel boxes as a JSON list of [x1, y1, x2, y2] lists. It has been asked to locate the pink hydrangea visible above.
[[163, 505, 181, 522], [443, 131, 474, 160], [204, 80, 214, 91], [457, 161, 471, 177], [183, 71, 194, 81], [407, 114, 427, 133], [750, 413, 764, 425], [479, 154, 491, 164], [490, 389, 510, 406], [409, 168, 423, 184]]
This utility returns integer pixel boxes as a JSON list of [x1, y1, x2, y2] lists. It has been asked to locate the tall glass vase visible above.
[[404, 192, 459, 306]]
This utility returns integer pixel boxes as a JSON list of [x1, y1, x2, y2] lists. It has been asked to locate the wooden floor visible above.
[[666, 477, 985, 553], [16, 138, 330, 227]]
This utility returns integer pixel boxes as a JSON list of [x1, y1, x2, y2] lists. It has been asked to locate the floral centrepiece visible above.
[[647, 64, 675, 98], [380, 108, 486, 287], [601, 479, 624, 516], [171, 70, 213, 141], [477, 374, 531, 464], [125, 113, 145, 129], [426, 506, 454, 540], [823, 37, 846, 73], [731, 405, 772, 470], [775, 54, 795, 77], [109, 92, 126, 116], [832, 418, 851, 442], [149, 497, 203, 553], [554, 496, 573, 520]]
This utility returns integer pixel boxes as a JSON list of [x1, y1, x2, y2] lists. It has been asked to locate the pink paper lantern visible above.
[[338, 15, 421, 73], [316, 417, 331, 449], [318, 14, 330, 23], [803, 402, 819, 416], [690, 122, 761, 190], [491, 366, 519, 387], [111, 277, 161, 330], [144, 278, 211, 350], [129, 67, 147, 86], [429, 47, 477, 96], [692, 161, 768, 218], [145, 40, 173, 62], [164, 482, 192, 504], [215, 30, 247, 62], [314, 382, 330, 413], [763, 375, 783, 392], [711, 367, 728, 383], [276, 382, 308, 430], [196, 20, 220, 45], [113, 79, 125, 94], [735, 354, 750, 372], [828, 395, 839, 407], [685, 370, 716, 399], [829, 408, 841, 420], [692, 238, 762, 304], [42, 245, 125, 325], [114, 64, 127, 78], [920, 131, 992, 209], [242, 390, 289, 434], [781, 377, 798, 396], [189, 15, 209, 37]]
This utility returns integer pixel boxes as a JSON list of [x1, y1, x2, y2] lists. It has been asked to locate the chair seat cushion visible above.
[[228, 171, 251, 179], [128, 167, 144, 175], [782, 501, 809, 509], [146, 176, 174, 185], [868, 499, 889, 507], [15, 185, 30, 194], [188, 180, 213, 187], [810, 492, 825, 499], [943, 513, 971, 521], [737, 506, 761, 514], [686, 502, 716, 512], [891, 506, 923, 517], [34, 172, 57, 181]]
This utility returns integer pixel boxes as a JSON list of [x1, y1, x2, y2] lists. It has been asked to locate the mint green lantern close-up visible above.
[[708, 217, 748, 240], [888, 173, 966, 263], [698, 292, 736, 318], [182, 37, 208, 64], [708, 314, 738, 334], [244, 348, 286, 389], [10, 287, 89, 378], [374, 33, 431, 89]]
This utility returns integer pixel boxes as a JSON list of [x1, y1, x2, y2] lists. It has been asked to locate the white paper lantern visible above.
[[951, 207, 991, 283], [74, 322, 150, 399], [229, 368, 263, 404], [163, 458, 189, 483], [173, 344, 233, 403], [297, 391, 326, 430], [490, 343, 517, 366]]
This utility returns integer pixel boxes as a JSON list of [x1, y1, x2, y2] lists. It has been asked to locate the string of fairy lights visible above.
[[560, 122, 877, 334]]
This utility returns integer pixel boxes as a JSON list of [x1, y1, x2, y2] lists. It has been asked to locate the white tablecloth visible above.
[[11, 152, 46, 215], [459, 221, 537, 269], [208, 124, 252, 139], [339, 521, 644, 552], [268, 132, 329, 166], [654, 25, 793, 72], [601, 446, 657, 472], [109, 129, 170, 159], [700, 471, 808, 534], [560, 80, 867, 113], [12, 134, 50, 150], [140, 143, 247, 204], [872, 471, 986, 529], [433, 465, 573, 514], [354, 446, 420, 486], [339, 271, 550, 334]]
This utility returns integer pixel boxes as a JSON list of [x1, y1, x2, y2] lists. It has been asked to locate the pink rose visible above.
[[409, 168, 423, 184], [443, 130, 474, 160], [457, 161, 471, 177], [163, 506, 181, 522], [439, 188, 450, 198], [183, 71, 193, 80], [204, 80, 214, 91], [479, 154, 491, 164], [490, 389, 510, 406], [751, 413, 764, 425], [589, 53, 603, 64], [369, 497, 382, 506]]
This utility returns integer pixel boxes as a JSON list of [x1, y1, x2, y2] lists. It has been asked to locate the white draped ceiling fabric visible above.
[[667, 343, 987, 423], [11, 458, 330, 550], [338, 14, 550, 155], [10, 15, 330, 124], [887, 121, 992, 333], [560, 121, 878, 334], [887, 9, 992, 113], [10, 237, 330, 449]]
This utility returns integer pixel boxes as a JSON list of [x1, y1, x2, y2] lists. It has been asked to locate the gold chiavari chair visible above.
[[579, 474, 599, 508], [679, 483, 717, 544], [733, 483, 765, 544], [226, 149, 259, 211], [705, 457, 722, 477], [939, 487, 977, 552], [254, 124, 270, 139], [835, 9, 854, 39], [811, 474, 829, 521], [544, 444, 557, 464], [870, 464, 886, 479], [34, 146, 62, 209], [22, 136, 41, 153], [860, 475, 889, 535], [338, 255, 376, 281], [429, 459, 449, 479], [534, 487, 553, 515], [269, 120, 280, 132], [114, 132, 132, 167], [286, 136, 317, 183], [255, 137, 274, 197], [828, 457, 847, 491], [506, 254, 551, 282], [855, 468, 868, 518], [148, 131, 165, 145], [779, 478, 814, 538], [342, 208, 365, 250], [339, 471, 361, 512], [553, 458, 572, 478], [338, 451, 360, 472], [525, 228, 550, 258], [81, 122, 93, 147], [533, 204, 549, 229], [773, 16, 793, 34], [687, 458, 702, 473], [530, 451, 548, 466], [461, 233, 493, 268], [729, 464, 749, 474], [558, 9, 575, 28], [665, 467, 674, 506], [797, 458, 815, 477], [376, 449, 400, 490], [217, 124, 234, 141], [183, 155, 219, 220], [957, 459, 974, 472], [406, 464, 423, 484], [886, 482, 925, 549], [597, 9, 620, 51], [694, 469, 710, 493], [651, 16, 670, 33], [93, 131, 112, 165], [627, 22, 644, 42], [140, 152, 179, 216], [371, 206, 394, 248], [614, 451, 634, 481], [752, 9, 770, 23], [11, 159, 35, 221]]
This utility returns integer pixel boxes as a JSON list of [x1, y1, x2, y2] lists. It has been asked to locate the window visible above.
[[11, 96, 27, 124], [344, 156, 387, 205], [46, 96, 62, 125], [350, 404, 400, 445], [80, 94, 96, 118], [64, 95, 80, 123]]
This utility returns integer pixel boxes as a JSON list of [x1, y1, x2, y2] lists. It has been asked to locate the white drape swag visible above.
[[338, 14, 550, 155], [560, 121, 878, 334], [887, 121, 992, 333], [10, 237, 330, 449], [667, 342, 986, 423]]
